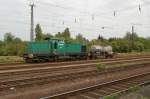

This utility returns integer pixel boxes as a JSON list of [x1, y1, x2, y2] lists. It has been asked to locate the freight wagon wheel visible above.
[[105, 55, 108, 59], [109, 55, 114, 58], [25, 58, 33, 63], [82, 56, 88, 60]]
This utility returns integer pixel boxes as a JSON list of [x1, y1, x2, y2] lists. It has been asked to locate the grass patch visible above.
[[103, 93, 121, 99], [117, 52, 150, 57], [108, 61, 150, 68], [0, 56, 24, 63], [102, 85, 141, 99], [96, 61, 150, 72], [96, 63, 107, 71], [128, 85, 141, 92]]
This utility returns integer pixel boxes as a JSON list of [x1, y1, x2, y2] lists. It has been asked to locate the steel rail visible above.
[[40, 72, 150, 99], [0, 57, 150, 74]]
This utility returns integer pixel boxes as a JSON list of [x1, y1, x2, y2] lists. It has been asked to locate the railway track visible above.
[[0, 61, 150, 93], [0, 57, 150, 98], [0, 56, 136, 66], [0, 57, 150, 73], [41, 72, 150, 99], [0, 58, 150, 81], [0, 54, 150, 67], [0, 56, 150, 70]]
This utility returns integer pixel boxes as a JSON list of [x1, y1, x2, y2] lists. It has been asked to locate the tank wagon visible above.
[[89, 45, 114, 59], [23, 38, 114, 63]]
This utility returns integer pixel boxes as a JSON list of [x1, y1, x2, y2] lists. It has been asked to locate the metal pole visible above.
[[131, 25, 134, 51], [30, 4, 34, 41]]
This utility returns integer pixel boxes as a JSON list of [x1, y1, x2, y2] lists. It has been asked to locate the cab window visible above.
[[54, 42, 58, 49]]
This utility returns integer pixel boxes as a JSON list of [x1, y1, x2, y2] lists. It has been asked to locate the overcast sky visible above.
[[0, 0, 149, 41]]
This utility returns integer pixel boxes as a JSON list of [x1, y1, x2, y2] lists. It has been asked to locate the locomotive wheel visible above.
[[53, 56, 59, 62]]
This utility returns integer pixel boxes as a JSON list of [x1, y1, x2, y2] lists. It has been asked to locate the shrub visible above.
[[96, 63, 106, 71]]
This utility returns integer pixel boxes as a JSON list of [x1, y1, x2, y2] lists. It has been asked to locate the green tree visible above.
[[54, 28, 72, 42], [124, 32, 138, 41], [55, 32, 63, 38], [0, 40, 4, 55], [13, 37, 22, 43], [75, 34, 88, 44], [1, 33, 26, 56], [43, 33, 53, 39], [4, 33, 14, 43], [98, 35, 104, 41], [35, 24, 43, 41], [62, 28, 71, 40], [134, 42, 144, 52], [124, 32, 139, 51], [109, 38, 130, 53]]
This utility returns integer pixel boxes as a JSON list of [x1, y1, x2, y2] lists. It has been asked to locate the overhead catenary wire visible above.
[[36, 0, 150, 24], [38, 0, 149, 17]]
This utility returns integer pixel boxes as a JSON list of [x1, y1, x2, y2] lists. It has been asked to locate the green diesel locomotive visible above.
[[23, 38, 87, 62]]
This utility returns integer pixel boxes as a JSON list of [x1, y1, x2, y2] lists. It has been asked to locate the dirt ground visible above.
[[119, 85, 150, 99]]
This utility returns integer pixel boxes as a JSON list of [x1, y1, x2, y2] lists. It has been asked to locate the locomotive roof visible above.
[[45, 37, 64, 41]]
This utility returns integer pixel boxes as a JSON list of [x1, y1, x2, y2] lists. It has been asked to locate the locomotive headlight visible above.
[[28, 54, 33, 58]]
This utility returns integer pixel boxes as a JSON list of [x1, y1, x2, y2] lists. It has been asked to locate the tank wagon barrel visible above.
[[89, 45, 114, 59]]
